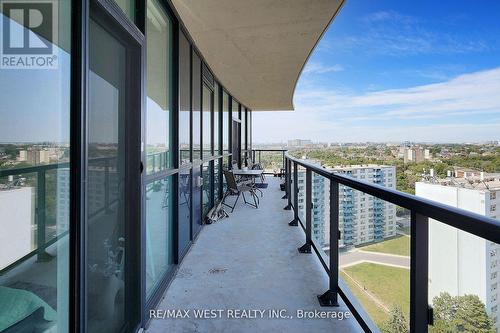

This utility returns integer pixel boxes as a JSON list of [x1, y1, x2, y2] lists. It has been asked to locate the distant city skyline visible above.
[[254, 0, 500, 143]]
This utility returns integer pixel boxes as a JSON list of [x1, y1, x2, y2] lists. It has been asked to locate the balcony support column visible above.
[[298, 169, 312, 253], [410, 212, 430, 332], [288, 161, 298, 226], [318, 180, 339, 306]]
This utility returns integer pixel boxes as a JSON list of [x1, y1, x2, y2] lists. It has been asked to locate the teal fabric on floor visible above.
[[0, 286, 56, 331]]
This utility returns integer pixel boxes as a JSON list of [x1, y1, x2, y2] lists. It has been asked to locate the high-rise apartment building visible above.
[[416, 174, 500, 331], [297, 163, 397, 249], [333, 165, 397, 247], [403, 147, 425, 163]]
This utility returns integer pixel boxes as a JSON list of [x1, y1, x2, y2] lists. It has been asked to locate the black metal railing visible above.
[[283, 152, 500, 333], [250, 149, 286, 175], [0, 156, 117, 275]]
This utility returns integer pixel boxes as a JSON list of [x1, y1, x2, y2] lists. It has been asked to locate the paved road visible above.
[[340, 250, 410, 269]]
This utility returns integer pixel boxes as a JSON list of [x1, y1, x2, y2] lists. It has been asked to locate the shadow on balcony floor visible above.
[[147, 177, 361, 333]]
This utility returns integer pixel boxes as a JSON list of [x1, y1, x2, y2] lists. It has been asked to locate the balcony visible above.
[[146, 176, 360, 332]]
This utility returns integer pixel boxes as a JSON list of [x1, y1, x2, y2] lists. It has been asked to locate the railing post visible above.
[[298, 169, 312, 253], [36, 170, 51, 262], [283, 158, 291, 209], [318, 180, 340, 306], [287, 159, 292, 208], [281, 151, 288, 200], [410, 212, 430, 332], [289, 162, 298, 226], [282, 150, 285, 174]]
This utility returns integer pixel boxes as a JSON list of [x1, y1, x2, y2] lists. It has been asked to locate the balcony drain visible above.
[[209, 267, 227, 274]]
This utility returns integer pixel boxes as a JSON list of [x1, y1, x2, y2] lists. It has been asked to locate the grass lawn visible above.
[[359, 235, 410, 257], [341, 262, 410, 328]]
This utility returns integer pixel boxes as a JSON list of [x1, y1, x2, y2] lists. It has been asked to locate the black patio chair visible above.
[[222, 170, 259, 212]]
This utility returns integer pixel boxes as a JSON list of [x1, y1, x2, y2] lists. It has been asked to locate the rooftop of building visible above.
[[328, 164, 395, 170], [418, 173, 500, 191]]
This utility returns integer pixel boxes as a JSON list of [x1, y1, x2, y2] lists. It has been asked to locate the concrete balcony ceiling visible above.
[[171, 0, 344, 111]]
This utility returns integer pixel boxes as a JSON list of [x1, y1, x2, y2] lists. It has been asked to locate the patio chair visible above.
[[222, 170, 259, 212], [251, 163, 266, 183]]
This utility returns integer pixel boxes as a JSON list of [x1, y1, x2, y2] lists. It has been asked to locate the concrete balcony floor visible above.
[[147, 177, 361, 333]]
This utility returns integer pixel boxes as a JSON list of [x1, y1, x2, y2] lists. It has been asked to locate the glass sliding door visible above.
[[202, 84, 213, 159], [232, 99, 241, 167], [241, 107, 247, 165], [179, 32, 191, 166], [0, 2, 71, 332], [86, 4, 141, 332], [222, 91, 229, 154], [178, 30, 191, 259], [145, 0, 174, 300], [191, 51, 202, 237]]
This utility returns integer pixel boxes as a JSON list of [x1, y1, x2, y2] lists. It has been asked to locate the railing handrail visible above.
[[285, 151, 500, 244]]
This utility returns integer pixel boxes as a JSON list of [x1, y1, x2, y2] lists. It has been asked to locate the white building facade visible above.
[[416, 178, 500, 331]]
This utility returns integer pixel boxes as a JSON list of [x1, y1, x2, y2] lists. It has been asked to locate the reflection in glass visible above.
[[202, 85, 212, 159], [179, 32, 191, 165], [113, 0, 135, 22], [214, 158, 222, 202], [178, 169, 191, 253], [0, 2, 71, 331], [145, 177, 173, 296], [146, 0, 172, 174], [87, 18, 130, 333], [202, 162, 213, 217], [232, 99, 240, 119]]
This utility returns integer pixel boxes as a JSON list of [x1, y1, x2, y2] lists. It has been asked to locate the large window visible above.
[[222, 91, 229, 153], [145, 0, 174, 298], [241, 107, 247, 164], [192, 52, 201, 160], [202, 84, 212, 159], [214, 83, 220, 155], [146, 0, 173, 173], [0, 2, 71, 332], [248, 109, 252, 152], [179, 32, 191, 165]]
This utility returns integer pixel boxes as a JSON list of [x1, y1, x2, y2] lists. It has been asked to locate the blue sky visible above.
[[254, 0, 500, 143]]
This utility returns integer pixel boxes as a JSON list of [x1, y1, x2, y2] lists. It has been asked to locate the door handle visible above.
[[140, 161, 144, 173]]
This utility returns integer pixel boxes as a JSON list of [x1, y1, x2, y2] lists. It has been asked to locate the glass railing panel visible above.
[[145, 176, 173, 297], [253, 150, 284, 174], [290, 161, 295, 209], [338, 185, 410, 331], [311, 172, 330, 266], [427, 219, 499, 333], [202, 162, 213, 217], [297, 166, 306, 224]]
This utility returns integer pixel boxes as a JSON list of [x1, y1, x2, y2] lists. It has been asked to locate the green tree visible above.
[[381, 306, 409, 333], [431, 292, 494, 333]]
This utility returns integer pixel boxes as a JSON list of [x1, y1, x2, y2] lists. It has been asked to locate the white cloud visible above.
[[253, 67, 500, 143], [302, 62, 344, 75]]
